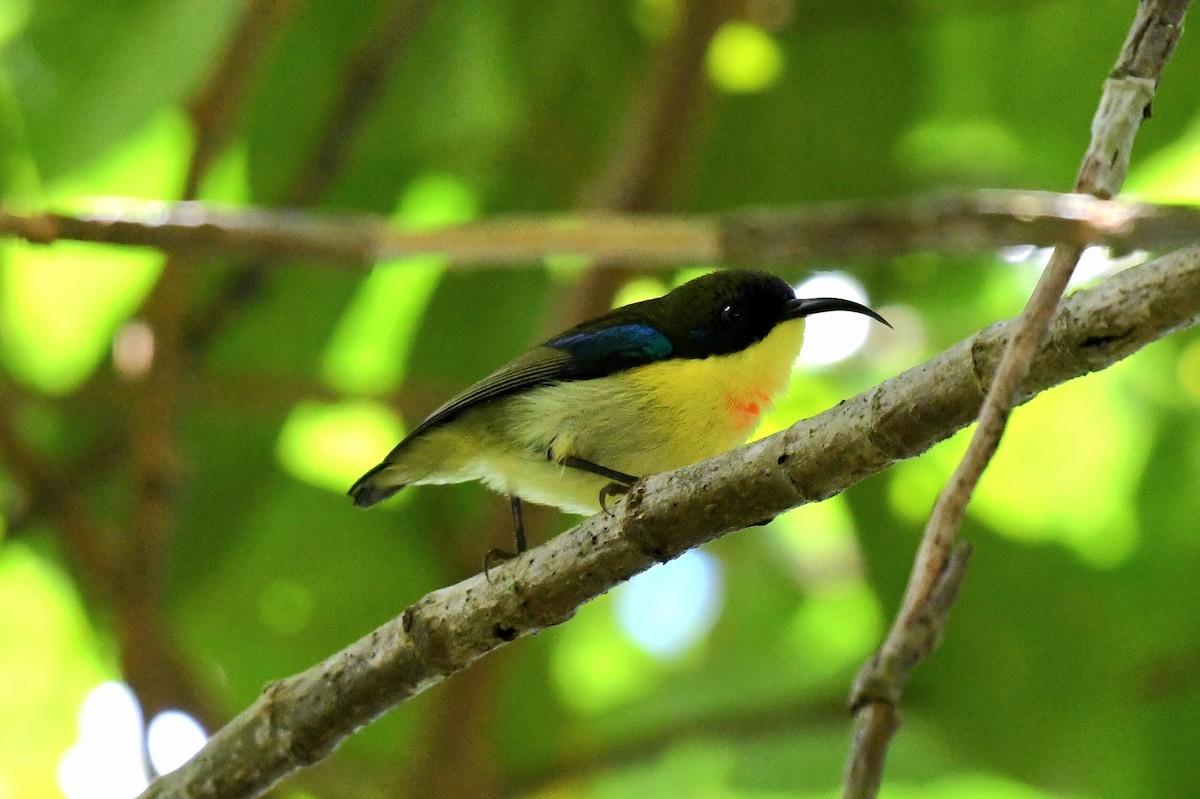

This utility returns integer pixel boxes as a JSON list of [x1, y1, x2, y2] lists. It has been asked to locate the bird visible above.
[[348, 269, 889, 562]]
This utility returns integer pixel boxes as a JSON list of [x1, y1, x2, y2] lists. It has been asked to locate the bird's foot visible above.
[[483, 547, 518, 582], [599, 481, 632, 517]]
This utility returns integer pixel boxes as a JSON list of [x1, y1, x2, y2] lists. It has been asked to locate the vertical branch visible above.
[[120, 258, 199, 723], [842, 2, 1191, 796]]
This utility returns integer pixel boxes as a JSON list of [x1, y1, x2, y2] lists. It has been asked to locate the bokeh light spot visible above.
[[322, 173, 475, 395], [111, 319, 155, 378], [146, 711, 206, 776], [706, 22, 782, 93], [57, 682, 146, 799], [0, 0, 29, 44], [615, 549, 723, 659], [0, 112, 186, 393], [795, 272, 875, 366], [611, 276, 668, 309], [276, 401, 403, 494], [1, 545, 108, 799], [2, 243, 160, 393]]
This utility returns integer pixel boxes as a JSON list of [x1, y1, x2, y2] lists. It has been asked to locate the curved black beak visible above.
[[784, 296, 892, 328]]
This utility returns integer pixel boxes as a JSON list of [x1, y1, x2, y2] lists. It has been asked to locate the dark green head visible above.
[[543, 269, 889, 379], [617, 269, 889, 358]]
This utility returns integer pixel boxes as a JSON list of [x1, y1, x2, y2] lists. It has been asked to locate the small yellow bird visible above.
[[349, 269, 888, 556]]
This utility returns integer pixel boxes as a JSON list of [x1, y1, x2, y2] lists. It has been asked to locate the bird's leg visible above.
[[559, 455, 638, 485], [511, 495, 528, 552], [483, 496, 528, 580], [557, 455, 639, 516]]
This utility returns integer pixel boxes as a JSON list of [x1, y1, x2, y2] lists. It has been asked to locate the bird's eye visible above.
[[721, 304, 746, 326]]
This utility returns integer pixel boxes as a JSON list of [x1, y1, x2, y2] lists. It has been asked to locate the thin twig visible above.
[[843, 3, 1191, 795], [4, 190, 1200, 266], [137, 243, 1200, 799], [843, 543, 973, 798]]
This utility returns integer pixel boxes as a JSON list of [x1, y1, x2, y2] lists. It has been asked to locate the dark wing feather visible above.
[[404, 346, 573, 440], [400, 322, 673, 442], [545, 322, 673, 380]]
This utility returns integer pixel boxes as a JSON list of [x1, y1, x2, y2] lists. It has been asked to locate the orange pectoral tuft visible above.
[[725, 389, 771, 431]]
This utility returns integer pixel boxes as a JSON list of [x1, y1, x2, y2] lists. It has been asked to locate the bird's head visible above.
[[647, 269, 890, 358]]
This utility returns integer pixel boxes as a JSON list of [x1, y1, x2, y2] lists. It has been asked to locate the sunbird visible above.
[[349, 269, 888, 560]]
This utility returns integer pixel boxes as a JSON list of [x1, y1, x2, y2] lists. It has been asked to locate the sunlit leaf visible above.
[[0, 545, 110, 799]]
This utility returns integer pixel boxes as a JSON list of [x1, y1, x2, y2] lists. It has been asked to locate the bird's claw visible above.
[[599, 481, 631, 517], [483, 547, 517, 582]]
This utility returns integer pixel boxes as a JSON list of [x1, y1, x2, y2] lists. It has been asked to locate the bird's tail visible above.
[[347, 463, 406, 508]]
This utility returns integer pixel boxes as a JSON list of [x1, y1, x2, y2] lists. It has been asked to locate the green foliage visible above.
[[2, 1, 1200, 798]]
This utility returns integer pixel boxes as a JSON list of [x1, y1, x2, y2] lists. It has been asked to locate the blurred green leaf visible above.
[[8, 0, 241, 180], [0, 543, 110, 799]]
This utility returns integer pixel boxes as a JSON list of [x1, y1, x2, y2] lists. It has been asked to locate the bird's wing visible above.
[[405, 347, 572, 439], [403, 323, 674, 440]]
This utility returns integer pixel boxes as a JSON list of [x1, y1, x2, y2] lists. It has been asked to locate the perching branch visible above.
[[137, 243, 1200, 799], [843, 2, 1190, 796], [5, 190, 1200, 268]]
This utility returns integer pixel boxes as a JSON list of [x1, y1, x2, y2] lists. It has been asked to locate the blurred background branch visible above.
[[5, 189, 1200, 268], [7, 188, 1200, 266]]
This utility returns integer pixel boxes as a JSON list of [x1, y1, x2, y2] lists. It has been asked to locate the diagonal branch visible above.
[[286, 0, 436, 206], [3, 190, 1200, 267], [843, 2, 1191, 795], [137, 243, 1200, 799]]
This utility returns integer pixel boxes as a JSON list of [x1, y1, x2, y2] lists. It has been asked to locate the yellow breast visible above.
[[620, 317, 806, 467]]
